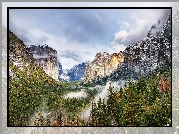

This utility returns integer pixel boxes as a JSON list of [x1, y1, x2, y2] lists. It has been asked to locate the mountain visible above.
[[8, 29, 65, 126], [147, 19, 164, 37], [66, 62, 87, 81], [59, 62, 87, 82], [84, 13, 171, 84], [9, 31, 61, 81], [9, 30, 35, 71], [58, 61, 63, 78], [58, 69, 70, 81], [28, 44, 59, 81], [83, 52, 124, 83]]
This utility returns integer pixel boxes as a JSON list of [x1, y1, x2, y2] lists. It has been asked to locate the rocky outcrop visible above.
[[84, 13, 171, 83], [84, 52, 125, 83], [28, 44, 59, 81], [59, 62, 87, 82]]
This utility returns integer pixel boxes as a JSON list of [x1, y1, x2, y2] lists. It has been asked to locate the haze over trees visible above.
[[8, 13, 171, 126]]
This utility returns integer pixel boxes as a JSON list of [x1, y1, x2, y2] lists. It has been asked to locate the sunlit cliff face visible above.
[[83, 52, 125, 83]]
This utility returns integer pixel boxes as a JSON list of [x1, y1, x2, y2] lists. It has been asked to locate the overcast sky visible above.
[[3, 2, 177, 70]]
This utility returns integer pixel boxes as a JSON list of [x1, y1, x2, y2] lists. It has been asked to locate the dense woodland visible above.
[[9, 57, 171, 126]]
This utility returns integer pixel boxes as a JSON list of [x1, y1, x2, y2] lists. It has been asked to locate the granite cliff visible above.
[[28, 44, 59, 81], [84, 14, 171, 83], [9, 30, 60, 81], [84, 52, 124, 83]]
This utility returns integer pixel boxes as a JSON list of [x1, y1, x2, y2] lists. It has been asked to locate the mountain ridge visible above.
[[28, 44, 59, 81], [83, 13, 171, 84], [59, 62, 87, 82]]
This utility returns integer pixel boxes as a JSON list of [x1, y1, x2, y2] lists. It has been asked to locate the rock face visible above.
[[84, 52, 125, 83], [9, 30, 60, 81], [66, 62, 87, 81], [28, 44, 59, 81], [59, 62, 87, 82], [84, 13, 171, 83]]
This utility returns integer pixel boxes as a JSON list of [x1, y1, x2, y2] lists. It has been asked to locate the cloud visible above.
[[117, 21, 132, 31], [7, 8, 173, 71], [9, 12, 49, 45], [61, 50, 81, 63], [64, 90, 88, 99], [113, 30, 128, 43], [9, 22, 49, 45], [107, 43, 126, 54], [46, 10, 107, 45], [112, 44, 126, 52], [95, 12, 102, 23], [81, 80, 127, 120], [111, 9, 171, 46], [58, 57, 79, 70]]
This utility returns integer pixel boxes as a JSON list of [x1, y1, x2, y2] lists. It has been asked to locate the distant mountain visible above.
[[58, 61, 63, 77], [84, 13, 171, 84], [58, 69, 70, 81], [67, 62, 87, 81], [59, 62, 87, 82]]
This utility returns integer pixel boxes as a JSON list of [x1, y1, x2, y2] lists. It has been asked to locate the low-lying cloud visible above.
[[64, 90, 88, 99], [81, 80, 127, 120]]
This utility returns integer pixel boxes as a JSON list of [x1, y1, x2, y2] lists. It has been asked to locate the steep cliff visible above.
[[28, 44, 59, 81], [84, 13, 171, 83], [84, 52, 124, 83], [8, 29, 65, 126], [119, 13, 171, 77]]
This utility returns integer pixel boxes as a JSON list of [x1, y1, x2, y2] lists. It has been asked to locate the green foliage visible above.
[[9, 61, 65, 126], [88, 70, 171, 126], [9, 29, 171, 127], [9, 30, 70, 126]]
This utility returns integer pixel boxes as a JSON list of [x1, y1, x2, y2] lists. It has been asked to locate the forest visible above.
[[9, 58, 171, 126], [8, 14, 171, 126]]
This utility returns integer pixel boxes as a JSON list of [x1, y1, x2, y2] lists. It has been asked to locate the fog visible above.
[[64, 89, 88, 99], [81, 80, 127, 120], [28, 79, 133, 125]]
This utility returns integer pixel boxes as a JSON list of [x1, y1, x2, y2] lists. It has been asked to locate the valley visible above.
[[8, 13, 171, 126]]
